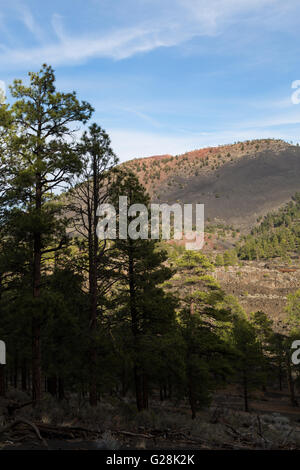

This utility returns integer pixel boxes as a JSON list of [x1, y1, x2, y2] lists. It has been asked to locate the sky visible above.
[[1, 0, 300, 161]]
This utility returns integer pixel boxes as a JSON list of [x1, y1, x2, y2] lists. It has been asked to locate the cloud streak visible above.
[[0, 0, 298, 67], [0, 22, 186, 66], [19, 5, 45, 42]]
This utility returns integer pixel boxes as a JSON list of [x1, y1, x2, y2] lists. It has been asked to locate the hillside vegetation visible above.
[[237, 193, 300, 261], [123, 139, 288, 196]]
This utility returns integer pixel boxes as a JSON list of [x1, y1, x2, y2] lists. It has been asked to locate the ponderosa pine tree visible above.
[[169, 251, 233, 418], [0, 64, 93, 402], [69, 123, 118, 406], [250, 310, 274, 390], [231, 313, 266, 412], [109, 171, 176, 411]]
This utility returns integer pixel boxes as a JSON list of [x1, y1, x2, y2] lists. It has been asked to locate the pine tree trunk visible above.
[[32, 177, 42, 404], [89, 347, 97, 407], [134, 366, 144, 411], [21, 360, 27, 391], [286, 354, 298, 407], [142, 373, 149, 410], [32, 318, 41, 403], [243, 370, 249, 412], [0, 364, 5, 397], [188, 378, 196, 419], [58, 376, 65, 401], [278, 361, 282, 391], [128, 241, 146, 412], [14, 354, 18, 389], [88, 242, 98, 407], [121, 367, 128, 397], [47, 376, 57, 397], [168, 380, 172, 400], [88, 160, 100, 407]]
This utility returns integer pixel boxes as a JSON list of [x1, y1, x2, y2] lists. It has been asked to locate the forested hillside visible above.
[[237, 194, 300, 261]]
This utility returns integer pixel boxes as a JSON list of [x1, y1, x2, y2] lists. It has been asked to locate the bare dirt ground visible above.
[[1, 385, 300, 450]]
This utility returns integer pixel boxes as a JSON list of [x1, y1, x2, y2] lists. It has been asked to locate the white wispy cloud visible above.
[[0, 0, 298, 67], [18, 5, 45, 42], [0, 22, 180, 66]]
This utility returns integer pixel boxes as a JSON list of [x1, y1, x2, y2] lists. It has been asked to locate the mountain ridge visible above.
[[122, 138, 300, 231]]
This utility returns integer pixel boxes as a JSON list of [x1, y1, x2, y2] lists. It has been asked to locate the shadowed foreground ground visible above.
[[2, 387, 300, 450]]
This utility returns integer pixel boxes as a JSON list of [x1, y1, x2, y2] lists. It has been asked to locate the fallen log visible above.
[[35, 423, 102, 439], [0, 419, 48, 448]]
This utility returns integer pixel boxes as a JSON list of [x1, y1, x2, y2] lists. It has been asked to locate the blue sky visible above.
[[1, 0, 300, 161]]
